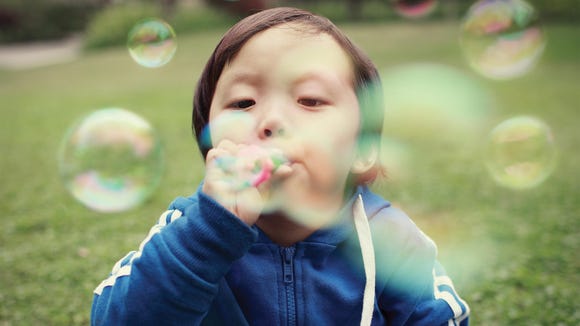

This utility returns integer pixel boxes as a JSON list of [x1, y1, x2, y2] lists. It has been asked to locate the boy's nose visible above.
[[257, 104, 287, 139], [262, 127, 286, 138]]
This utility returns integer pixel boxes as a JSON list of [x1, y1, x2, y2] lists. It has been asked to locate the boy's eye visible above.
[[228, 99, 255, 109], [297, 98, 325, 107]]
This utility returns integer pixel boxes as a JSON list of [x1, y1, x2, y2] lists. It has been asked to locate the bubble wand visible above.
[[249, 153, 287, 187], [215, 151, 288, 190]]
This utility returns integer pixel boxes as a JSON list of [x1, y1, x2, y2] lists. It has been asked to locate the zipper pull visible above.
[[282, 246, 295, 284]]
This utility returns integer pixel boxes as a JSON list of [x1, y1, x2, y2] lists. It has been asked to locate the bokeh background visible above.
[[1, 0, 579, 324]]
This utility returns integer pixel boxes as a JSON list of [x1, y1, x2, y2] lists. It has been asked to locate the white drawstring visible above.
[[353, 194, 376, 326]]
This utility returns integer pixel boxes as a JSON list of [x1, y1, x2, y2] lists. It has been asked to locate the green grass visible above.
[[1, 22, 579, 325]]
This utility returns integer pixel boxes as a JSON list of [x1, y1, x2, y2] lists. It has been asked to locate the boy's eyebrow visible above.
[[293, 70, 352, 90], [221, 71, 262, 87]]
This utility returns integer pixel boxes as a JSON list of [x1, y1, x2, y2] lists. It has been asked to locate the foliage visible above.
[[0, 0, 100, 43], [204, 0, 270, 17], [83, 3, 234, 50], [285, 0, 580, 22], [530, 0, 580, 21], [1, 0, 577, 44], [169, 5, 236, 35], [83, 3, 163, 50]]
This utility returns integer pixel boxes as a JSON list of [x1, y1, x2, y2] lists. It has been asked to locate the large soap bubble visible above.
[[460, 0, 545, 80], [59, 108, 164, 212], [380, 63, 493, 145]]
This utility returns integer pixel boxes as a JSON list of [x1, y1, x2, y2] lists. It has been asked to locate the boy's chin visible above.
[[258, 167, 346, 228], [283, 206, 338, 229], [260, 192, 341, 229]]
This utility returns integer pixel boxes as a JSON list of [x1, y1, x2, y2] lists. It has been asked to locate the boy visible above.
[[92, 7, 469, 325]]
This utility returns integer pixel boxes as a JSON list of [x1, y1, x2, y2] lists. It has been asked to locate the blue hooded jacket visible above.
[[91, 185, 469, 325]]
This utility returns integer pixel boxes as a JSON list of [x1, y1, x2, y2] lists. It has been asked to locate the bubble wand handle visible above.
[[251, 154, 287, 187]]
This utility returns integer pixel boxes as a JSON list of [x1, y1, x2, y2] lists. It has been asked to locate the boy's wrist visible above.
[[198, 190, 259, 246]]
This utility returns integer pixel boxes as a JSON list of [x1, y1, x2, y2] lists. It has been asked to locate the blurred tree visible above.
[[161, 0, 178, 15], [347, 0, 363, 20], [530, 0, 580, 21], [1, 0, 577, 43], [204, 0, 271, 17], [0, 0, 102, 43]]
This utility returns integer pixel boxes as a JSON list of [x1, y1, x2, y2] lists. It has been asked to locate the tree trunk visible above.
[[347, 0, 363, 20]]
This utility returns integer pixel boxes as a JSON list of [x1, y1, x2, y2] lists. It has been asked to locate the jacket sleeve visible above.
[[404, 261, 470, 326], [373, 207, 470, 326], [90, 191, 258, 326]]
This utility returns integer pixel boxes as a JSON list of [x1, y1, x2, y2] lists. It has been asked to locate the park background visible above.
[[1, 0, 579, 324]]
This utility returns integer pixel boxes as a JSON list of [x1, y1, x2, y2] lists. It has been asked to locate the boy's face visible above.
[[208, 24, 361, 224]]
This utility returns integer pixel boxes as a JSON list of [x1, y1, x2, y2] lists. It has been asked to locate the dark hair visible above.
[[192, 7, 384, 184]]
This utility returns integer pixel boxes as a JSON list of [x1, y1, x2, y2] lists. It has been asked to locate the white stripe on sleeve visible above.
[[93, 209, 184, 295], [432, 269, 470, 323]]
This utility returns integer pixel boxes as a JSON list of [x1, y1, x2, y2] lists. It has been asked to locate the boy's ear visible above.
[[351, 146, 378, 174]]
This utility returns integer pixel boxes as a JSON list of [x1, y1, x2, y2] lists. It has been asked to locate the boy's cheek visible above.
[[304, 137, 356, 179], [282, 157, 342, 196]]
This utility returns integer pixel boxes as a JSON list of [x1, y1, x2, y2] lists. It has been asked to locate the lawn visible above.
[[0, 22, 578, 325]]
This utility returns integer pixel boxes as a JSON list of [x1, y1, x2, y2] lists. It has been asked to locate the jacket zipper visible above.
[[282, 246, 297, 326]]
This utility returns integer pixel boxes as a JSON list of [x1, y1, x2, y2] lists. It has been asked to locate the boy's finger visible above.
[[215, 139, 237, 151]]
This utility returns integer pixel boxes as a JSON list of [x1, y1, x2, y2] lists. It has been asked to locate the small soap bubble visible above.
[[392, 0, 438, 19], [127, 18, 177, 68], [484, 116, 557, 189], [58, 108, 164, 212], [460, 0, 545, 80]]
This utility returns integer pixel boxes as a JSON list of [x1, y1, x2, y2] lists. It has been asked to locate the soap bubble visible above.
[[201, 111, 257, 149], [379, 137, 413, 183], [484, 116, 557, 189], [380, 63, 493, 145], [460, 0, 545, 80], [59, 108, 164, 212], [127, 18, 177, 68], [392, 0, 438, 19]]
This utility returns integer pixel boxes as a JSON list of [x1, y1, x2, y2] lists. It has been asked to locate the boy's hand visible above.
[[202, 140, 291, 225]]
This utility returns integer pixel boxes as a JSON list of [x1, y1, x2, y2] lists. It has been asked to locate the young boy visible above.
[[91, 7, 469, 325]]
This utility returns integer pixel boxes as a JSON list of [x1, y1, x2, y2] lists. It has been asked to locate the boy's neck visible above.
[[256, 213, 316, 247], [256, 190, 355, 246]]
